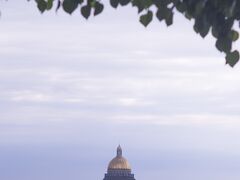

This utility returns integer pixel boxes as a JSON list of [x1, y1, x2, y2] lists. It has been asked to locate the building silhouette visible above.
[[103, 145, 136, 180]]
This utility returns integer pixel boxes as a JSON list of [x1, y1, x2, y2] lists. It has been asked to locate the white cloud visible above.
[[10, 90, 53, 102], [111, 114, 240, 126]]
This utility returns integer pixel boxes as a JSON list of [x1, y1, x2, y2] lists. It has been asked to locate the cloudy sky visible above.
[[0, 1, 240, 180]]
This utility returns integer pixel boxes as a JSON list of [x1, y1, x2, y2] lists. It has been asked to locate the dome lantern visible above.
[[117, 145, 122, 157]]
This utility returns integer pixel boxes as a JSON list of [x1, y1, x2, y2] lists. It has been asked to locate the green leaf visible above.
[[176, 1, 186, 13], [165, 12, 173, 26], [110, 0, 119, 8], [140, 10, 153, 27], [154, 0, 172, 6], [81, 5, 91, 19], [215, 37, 232, 53], [230, 30, 239, 41], [62, 0, 79, 14], [226, 50, 240, 67], [94, 2, 104, 16], [194, 15, 210, 38], [156, 6, 173, 26], [90, 1, 96, 7], [37, 0, 47, 13], [156, 9, 164, 21], [211, 25, 219, 38], [195, 1, 206, 16], [132, 0, 144, 13], [46, 0, 53, 10], [225, 0, 236, 18], [119, 0, 131, 6], [142, 0, 152, 8], [184, 11, 192, 20]]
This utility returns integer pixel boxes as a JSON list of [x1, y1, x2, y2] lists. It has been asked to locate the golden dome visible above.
[[107, 145, 131, 170]]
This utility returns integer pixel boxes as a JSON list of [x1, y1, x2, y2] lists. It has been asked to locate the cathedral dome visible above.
[[107, 145, 131, 170]]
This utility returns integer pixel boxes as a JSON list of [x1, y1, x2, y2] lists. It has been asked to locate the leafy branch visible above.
[[31, 0, 240, 67]]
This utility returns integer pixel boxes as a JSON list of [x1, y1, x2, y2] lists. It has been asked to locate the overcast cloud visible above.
[[0, 1, 240, 180]]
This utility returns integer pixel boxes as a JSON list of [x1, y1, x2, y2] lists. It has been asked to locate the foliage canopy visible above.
[[32, 0, 240, 67]]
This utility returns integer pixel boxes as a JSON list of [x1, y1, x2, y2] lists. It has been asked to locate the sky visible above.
[[0, 1, 240, 180]]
